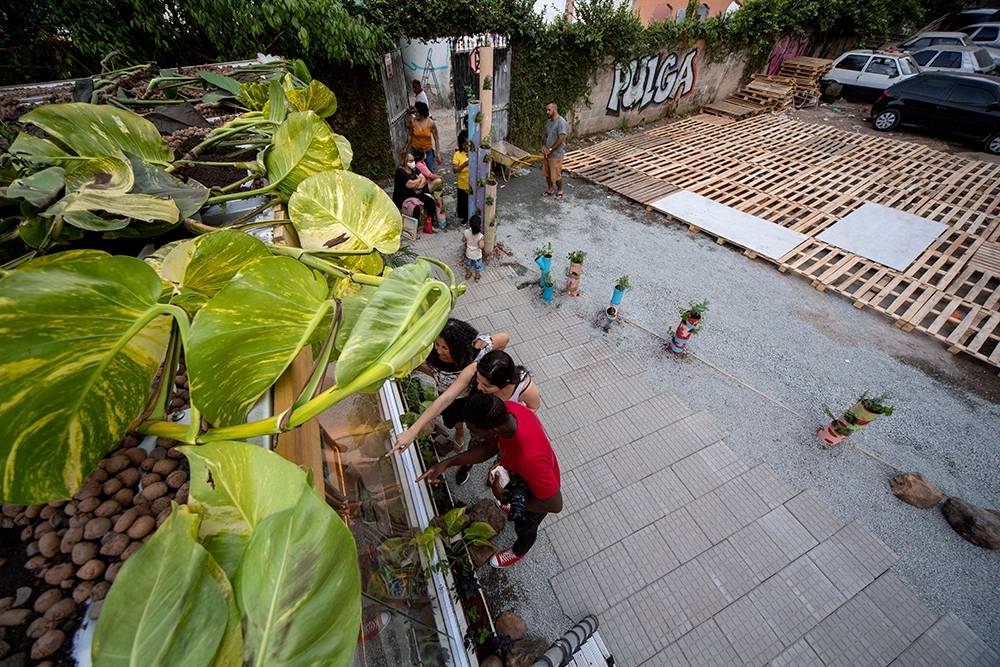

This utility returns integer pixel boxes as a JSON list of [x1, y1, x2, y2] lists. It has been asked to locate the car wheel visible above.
[[987, 134, 1000, 156], [872, 109, 901, 131]]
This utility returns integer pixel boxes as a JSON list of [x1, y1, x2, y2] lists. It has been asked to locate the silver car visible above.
[[911, 45, 998, 74], [900, 31, 972, 50], [961, 23, 1000, 63]]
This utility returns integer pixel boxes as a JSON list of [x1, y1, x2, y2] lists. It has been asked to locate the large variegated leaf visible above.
[[335, 260, 435, 387], [21, 103, 173, 165], [159, 231, 270, 314], [264, 111, 344, 199], [45, 186, 179, 225], [288, 170, 401, 256], [187, 256, 330, 426], [10, 133, 135, 193], [285, 80, 338, 118], [179, 441, 306, 577], [102, 160, 208, 239], [3, 166, 65, 208], [334, 134, 353, 171], [93, 505, 241, 667], [0, 251, 171, 503], [234, 482, 361, 667]]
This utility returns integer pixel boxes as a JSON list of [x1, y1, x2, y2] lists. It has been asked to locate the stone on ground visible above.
[[890, 472, 944, 508], [496, 610, 527, 641], [505, 635, 549, 667], [941, 497, 1000, 549]]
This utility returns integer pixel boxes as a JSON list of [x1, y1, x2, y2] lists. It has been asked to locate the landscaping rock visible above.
[[60, 527, 83, 554], [32, 590, 61, 616], [90, 582, 110, 602], [496, 611, 527, 641], [0, 597, 11, 612], [42, 599, 75, 622], [468, 499, 506, 535], [127, 515, 156, 540], [116, 468, 140, 487], [77, 497, 100, 514], [166, 470, 187, 489], [72, 582, 93, 604], [0, 652, 29, 667], [941, 497, 1000, 550], [71, 542, 98, 566], [77, 559, 106, 581], [43, 563, 74, 586], [481, 657, 503, 667], [30, 629, 64, 660], [0, 609, 32, 627], [112, 488, 135, 506], [84, 517, 112, 541], [469, 543, 496, 568], [100, 533, 130, 558], [890, 473, 943, 508], [505, 635, 549, 667], [121, 542, 143, 561], [113, 508, 140, 534], [12, 588, 30, 609], [141, 481, 168, 501], [25, 616, 55, 640]]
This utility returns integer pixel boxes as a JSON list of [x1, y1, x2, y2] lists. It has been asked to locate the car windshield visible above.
[[913, 50, 936, 66], [865, 57, 899, 75], [974, 26, 999, 40], [931, 51, 963, 68], [973, 49, 994, 67]]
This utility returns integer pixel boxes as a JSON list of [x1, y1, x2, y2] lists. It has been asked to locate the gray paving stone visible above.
[[832, 521, 897, 579], [554, 418, 622, 471], [466, 314, 495, 334], [714, 595, 783, 666], [588, 542, 643, 607], [643, 467, 695, 517], [544, 511, 597, 568], [532, 351, 573, 382], [640, 643, 692, 667], [748, 557, 843, 647], [729, 522, 790, 581], [542, 393, 602, 438], [663, 559, 731, 625], [740, 463, 796, 509], [678, 410, 728, 446], [536, 376, 574, 409], [629, 578, 694, 652], [558, 469, 593, 515], [551, 559, 609, 617], [622, 522, 681, 586], [561, 343, 599, 370], [757, 506, 818, 561], [807, 536, 874, 598], [632, 421, 706, 471], [582, 337, 619, 362], [624, 392, 692, 438], [574, 457, 620, 502], [783, 489, 845, 541], [695, 540, 759, 602], [656, 508, 712, 563], [611, 481, 662, 533], [514, 331, 567, 362], [676, 619, 741, 667], [596, 410, 647, 449], [771, 639, 824, 667], [601, 601, 658, 666], [804, 593, 910, 667], [604, 443, 658, 485], [781, 556, 845, 626], [686, 491, 743, 544], [673, 451, 728, 499], [610, 350, 647, 376], [560, 321, 595, 346], [588, 376, 657, 420], [561, 358, 624, 399], [889, 613, 1000, 667], [859, 572, 936, 642], [714, 476, 771, 528]]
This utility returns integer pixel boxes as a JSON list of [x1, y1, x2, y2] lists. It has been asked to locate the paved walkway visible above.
[[411, 230, 998, 667]]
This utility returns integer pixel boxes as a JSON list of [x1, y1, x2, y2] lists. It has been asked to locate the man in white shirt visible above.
[[412, 79, 430, 110]]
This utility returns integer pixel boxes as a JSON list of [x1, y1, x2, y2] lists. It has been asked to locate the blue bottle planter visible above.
[[543, 285, 554, 302], [611, 286, 625, 305], [535, 256, 552, 285]]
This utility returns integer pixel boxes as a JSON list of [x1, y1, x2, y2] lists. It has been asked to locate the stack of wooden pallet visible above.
[[702, 77, 796, 119], [775, 56, 833, 106]]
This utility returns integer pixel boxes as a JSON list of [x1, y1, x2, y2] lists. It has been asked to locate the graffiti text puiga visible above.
[[606, 48, 698, 115]]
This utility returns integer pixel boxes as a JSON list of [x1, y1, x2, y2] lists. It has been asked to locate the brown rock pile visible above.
[[890, 472, 944, 508]]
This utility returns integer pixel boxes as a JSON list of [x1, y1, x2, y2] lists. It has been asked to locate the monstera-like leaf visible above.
[[264, 111, 345, 198], [9, 133, 135, 193], [2, 166, 65, 208], [93, 506, 242, 667], [0, 251, 171, 503], [288, 170, 401, 258], [187, 256, 331, 427], [335, 260, 442, 387], [21, 103, 173, 165], [285, 80, 338, 118], [103, 159, 209, 239], [44, 185, 179, 227], [157, 231, 270, 314], [180, 442, 307, 577], [235, 481, 361, 667]]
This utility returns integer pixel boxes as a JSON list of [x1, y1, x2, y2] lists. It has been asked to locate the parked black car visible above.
[[870, 72, 1000, 154]]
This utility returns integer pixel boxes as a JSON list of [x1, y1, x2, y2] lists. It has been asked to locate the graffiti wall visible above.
[[570, 42, 747, 136]]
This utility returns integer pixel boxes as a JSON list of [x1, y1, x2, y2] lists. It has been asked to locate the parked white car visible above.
[[961, 22, 1000, 63], [910, 45, 998, 74], [822, 51, 921, 99], [901, 31, 972, 50]]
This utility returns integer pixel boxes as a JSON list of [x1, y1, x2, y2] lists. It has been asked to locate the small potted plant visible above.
[[535, 242, 553, 285], [542, 272, 554, 302], [667, 299, 709, 356], [482, 75, 493, 91], [566, 250, 586, 296], [817, 393, 894, 446], [611, 275, 630, 306]]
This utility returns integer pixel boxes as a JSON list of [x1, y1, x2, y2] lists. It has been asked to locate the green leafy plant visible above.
[[474, 111, 483, 123], [534, 242, 553, 258], [462, 521, 497, 550], [679, 299, 709, 320], [615, 275, 631, 291], [567, 249, 586, 264], [860, 393, 894, 416], [485, 195, 495, 206], [93, 441, 361, 667], [481, 75, 493, 91], [442, 506, 469, 537], [542, 272, 554, 288], [411, 525, 443, 562]]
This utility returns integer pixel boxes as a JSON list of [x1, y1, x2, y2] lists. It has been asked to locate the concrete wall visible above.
[[569, 43, 747, 136], [400, 38, 459, 154]]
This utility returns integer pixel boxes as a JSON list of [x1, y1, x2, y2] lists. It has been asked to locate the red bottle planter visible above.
[[668, 316, 701, 356]]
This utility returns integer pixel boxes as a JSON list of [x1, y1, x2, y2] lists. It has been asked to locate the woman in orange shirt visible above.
[[404, 101, 440, 172]]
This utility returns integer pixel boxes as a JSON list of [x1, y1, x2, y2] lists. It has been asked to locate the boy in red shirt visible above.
[[416, 393, 562, 568]]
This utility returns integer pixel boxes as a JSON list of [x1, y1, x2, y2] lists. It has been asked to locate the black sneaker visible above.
[[455, 465, 473, 486]]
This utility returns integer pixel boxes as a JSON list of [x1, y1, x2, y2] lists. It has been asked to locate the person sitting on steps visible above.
[[416, 393, 562, 569], [393, 350, 540, 485]]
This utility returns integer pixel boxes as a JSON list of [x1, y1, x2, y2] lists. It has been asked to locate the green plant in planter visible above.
[[474, 111, 483, 123], [476, 178, 485, 188], [534, 242, 553, 258], [616, 275, 631, 291], [542, 273, 554, 288], [859, 392, 894, 415], [567, 250, 586, 264], [481, 76, 493, 91], [93, 441, 361, 667], [485, 195, 495, 207], [679, 299, 709, 321]]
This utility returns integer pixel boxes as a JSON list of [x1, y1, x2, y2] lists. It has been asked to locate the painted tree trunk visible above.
[[484, 180, 497, 253], [567, 262, 583, 296], [535, 256, 552, 285], [468, 101, 482, 218], [479, 45, 496, 257], [817, 401, 884, 446], [668, 316, 700, 356]]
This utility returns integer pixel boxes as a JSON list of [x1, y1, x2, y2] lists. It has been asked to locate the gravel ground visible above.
[[479, 167, 1000, 649]]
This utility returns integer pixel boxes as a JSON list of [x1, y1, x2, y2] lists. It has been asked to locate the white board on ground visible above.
[[649, 190, 808, 261], [817, 202, 947, 271]]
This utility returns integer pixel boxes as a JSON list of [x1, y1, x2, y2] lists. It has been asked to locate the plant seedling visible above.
[[534, 242, 553, 258], [615, 275, 631, 291], [567, 250, 586, 264], [860, 392, 894, 415]]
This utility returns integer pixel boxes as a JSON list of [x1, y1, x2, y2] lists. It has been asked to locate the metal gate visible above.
[[380, 49, 411, 163], [450, 36, 511, 141]]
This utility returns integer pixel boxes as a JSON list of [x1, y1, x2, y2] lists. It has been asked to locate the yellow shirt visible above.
[[452, 150, 470, 191]]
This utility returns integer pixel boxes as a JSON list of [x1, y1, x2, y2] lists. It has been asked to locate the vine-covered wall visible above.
[[317, 64, 396, 180]]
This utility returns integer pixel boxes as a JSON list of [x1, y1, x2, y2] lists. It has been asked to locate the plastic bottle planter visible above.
[[566, 263, 583, 296], [610, 286, 625, 306], [668, 315, 701, 356], [542, 273, 554, 302], [535, 255, 552, 286], [817, 398, 893, 446]]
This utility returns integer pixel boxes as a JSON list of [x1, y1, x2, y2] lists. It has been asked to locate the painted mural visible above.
[[606, 48, 698, 115]]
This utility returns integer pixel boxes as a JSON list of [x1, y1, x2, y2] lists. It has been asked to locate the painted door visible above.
[[380, 48, 412, 163], [450, 36, 512, 141]]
